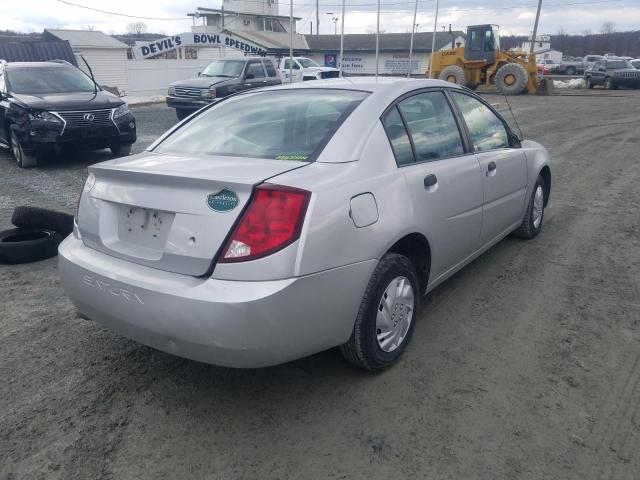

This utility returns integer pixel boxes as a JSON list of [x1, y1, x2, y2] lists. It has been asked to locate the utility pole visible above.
[[316, 0, 320, 35], [530, 0, 543, 54], [375, 0, 380, 77], [339, 0, 345, 76], [428, 0, 440, 78], [407, 0, 418, 78], [289, 0, 293, 83]]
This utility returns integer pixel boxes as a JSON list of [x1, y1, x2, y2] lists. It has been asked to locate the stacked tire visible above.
[[0, 207, 73, 264]]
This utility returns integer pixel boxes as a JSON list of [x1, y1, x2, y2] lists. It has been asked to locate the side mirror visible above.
[[245, 73, 255, 80]]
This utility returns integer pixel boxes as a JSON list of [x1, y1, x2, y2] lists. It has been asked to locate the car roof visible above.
[[5, 61, 71, 69], [265, 76, 462, 94], [212, 57, 264, 61]]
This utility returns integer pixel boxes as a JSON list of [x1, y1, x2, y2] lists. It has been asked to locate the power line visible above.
[[54, 0, 187, 20], [54, 0, 625, 22]]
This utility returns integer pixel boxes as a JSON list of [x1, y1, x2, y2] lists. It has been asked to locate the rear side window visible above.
[[155, 89, 369, 161], [264, 61, 277, 77], [396, 91, 464, 161], [450, 92, 509, 152], [245, 61, 265, 78], [382, 107, 414, 166]]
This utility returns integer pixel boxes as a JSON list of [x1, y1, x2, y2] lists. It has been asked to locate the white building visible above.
[[43, 29, 129, 94], [520, 35, 563, 64]]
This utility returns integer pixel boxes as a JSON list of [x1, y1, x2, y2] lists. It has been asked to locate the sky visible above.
[[2, 0, 639, 37]]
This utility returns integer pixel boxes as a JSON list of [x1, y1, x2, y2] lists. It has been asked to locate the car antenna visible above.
[[501, 91, 525, 140], [78, 54, 98, 98]]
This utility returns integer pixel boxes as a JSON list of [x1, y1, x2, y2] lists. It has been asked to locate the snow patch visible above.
[[553, 78, 586, 89]]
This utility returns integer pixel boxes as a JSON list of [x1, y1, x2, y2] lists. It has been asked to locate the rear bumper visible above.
[[58, 235, 375, 368]]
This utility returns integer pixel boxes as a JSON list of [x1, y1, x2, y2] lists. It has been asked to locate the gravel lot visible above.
[[1, 91, 639, 480]]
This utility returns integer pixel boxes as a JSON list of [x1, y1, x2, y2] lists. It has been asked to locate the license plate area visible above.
[[117, 205, 174, 250]]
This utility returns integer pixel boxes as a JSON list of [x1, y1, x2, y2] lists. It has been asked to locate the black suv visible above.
[[0, 60, 136, 168], [585, 59, 640, 90], [166, 57, 281, 120]]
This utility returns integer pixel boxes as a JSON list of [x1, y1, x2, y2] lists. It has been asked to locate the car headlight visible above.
[[112, 104, 131, 119], [29, 111, 63, 123], [201, 86, 216, 99], [168, 86, 176, 95]]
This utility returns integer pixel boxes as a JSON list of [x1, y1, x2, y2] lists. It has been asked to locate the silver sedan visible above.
[[59, 78, 551, 371]]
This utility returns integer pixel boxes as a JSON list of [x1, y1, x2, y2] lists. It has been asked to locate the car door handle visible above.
[[423, 174, 438, 188]]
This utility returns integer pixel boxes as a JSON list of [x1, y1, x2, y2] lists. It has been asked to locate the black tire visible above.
[[513, 175, 546, 239], [110, 143, 132, 157], [340, 253, 420, 372], [0, 228, 64, 264], [566, 66, 576, 75], [604, 77, 617, 90], [438, 65, 466, 85], [176, 109, 191, 121], [11, 206, 74, 236], [495, 63, 528, 95], [10, 126, 38, 168], [586, 77, 594, 89]]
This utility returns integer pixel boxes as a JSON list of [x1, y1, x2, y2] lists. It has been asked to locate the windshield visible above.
[[492, 26, 500, 50], [155, 89, 369, 161], [607, 60, 632, 69], [297, 58, 320, 68], [7, 66, 96, 94], [201, 60, 245, 77]]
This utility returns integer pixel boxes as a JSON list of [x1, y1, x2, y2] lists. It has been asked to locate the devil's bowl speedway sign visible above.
[[133, 32, 268, 59]]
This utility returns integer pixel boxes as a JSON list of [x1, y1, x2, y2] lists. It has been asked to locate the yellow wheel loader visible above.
[[431, 24, 542, 95]]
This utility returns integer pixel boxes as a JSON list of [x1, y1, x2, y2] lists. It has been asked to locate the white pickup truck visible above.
[[278, 57, 340, 82]]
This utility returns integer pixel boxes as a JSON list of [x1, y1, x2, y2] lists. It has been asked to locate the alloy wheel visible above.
[[375, 276, 415, 353], [10, 131, 23, 166], [532, 185, 544, 229]]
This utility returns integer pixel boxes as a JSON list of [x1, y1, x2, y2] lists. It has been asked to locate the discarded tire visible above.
[[0, 228, 65, 264], [11, 206, 74, 236], [495, 63, 528, 95]]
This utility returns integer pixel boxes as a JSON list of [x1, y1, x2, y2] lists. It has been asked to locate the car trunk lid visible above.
[[77, 152, 308, 276]]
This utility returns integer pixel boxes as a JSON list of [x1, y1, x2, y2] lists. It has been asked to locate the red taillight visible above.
[[219, 184, 311, 263]]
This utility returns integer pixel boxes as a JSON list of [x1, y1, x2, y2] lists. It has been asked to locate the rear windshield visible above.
[[7, 66, 96, 94], [155, 89, 369, 161]]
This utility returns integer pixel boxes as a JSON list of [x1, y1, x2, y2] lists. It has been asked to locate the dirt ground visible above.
[[1, 91, 639, 480]]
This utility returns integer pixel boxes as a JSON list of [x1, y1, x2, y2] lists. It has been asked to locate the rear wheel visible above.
[[438, 65, 466, 86], [340, 253, 419, 372], [10, 127, 37, 168], [495, 63, 528, 95]]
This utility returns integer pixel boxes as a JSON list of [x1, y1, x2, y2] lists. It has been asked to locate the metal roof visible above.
[[43, 29, 128, 49], [305, 31, 465, 52], [0, 40, 77, 65]]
